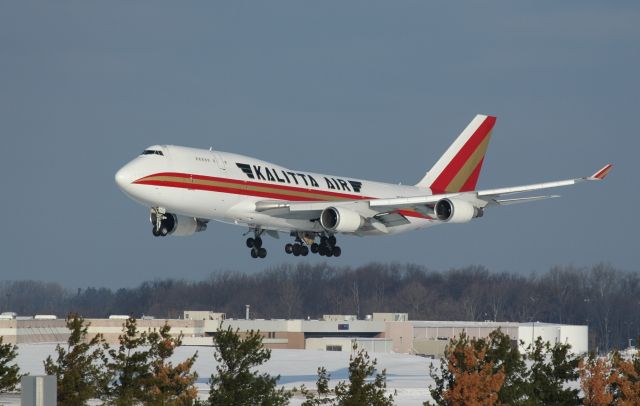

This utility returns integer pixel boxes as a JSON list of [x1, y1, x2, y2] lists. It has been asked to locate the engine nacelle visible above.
[[156, 213, 207, 236], [320, 207, 364, 233], [434, 198, 483, 224]]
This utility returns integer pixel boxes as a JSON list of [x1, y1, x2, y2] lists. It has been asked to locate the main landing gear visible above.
[[243, 230, 342, 259], [316, 235, 341, 257], [246, 230, 267, 259], [284, 233, 341, 258], [285, 241, 309, 257]]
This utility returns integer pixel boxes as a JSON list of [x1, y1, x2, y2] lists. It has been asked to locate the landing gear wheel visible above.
[[326, 249, 334, 257], [250, 248, 259, 258], [328, 235, 336, 246], [301, 245, 309, 256], [254, 237, 263, 248], [310, 243, 319, 254], [246, 237, 255, 248], [285, 243, 293, 254], [152, 228, 160, 237], [332, 246, 341, 257], [258, 248, 267, 258], [318, 246, 327, 256], [292, 244, 301, 256], [320, 236, 328, 246]]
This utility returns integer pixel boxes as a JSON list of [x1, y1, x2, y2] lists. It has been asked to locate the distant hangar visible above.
[[0, 310, 587, 356]]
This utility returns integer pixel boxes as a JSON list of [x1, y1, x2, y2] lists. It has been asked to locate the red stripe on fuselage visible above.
[[134, 172, 434, 220], [135, 172, 367, 201]]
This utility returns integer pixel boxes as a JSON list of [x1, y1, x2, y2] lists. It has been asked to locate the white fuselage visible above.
[[115, 145, 437, 236]]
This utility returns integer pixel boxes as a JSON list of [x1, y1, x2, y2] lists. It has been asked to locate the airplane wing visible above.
[[372, 163, 613, 209], [254, 164, 612, 232]]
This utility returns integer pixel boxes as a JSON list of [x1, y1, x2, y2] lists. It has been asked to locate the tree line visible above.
[[1, 315, 639, 405], [1, 262, 638, 352]]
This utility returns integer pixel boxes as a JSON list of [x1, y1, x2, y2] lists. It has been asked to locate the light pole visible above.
[[529, 296, 537, 347]]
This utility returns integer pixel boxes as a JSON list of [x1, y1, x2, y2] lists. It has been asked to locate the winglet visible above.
[[588, 164, 613, 180]]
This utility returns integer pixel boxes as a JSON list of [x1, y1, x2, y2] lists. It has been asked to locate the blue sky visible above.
[[1, 1, 637, 288]]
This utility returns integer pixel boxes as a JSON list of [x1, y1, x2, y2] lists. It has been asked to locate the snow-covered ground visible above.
[[5, 343, 437, 405]]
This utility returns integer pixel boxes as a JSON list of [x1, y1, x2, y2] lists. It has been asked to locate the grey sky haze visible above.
[[1, 1, 638, 288]]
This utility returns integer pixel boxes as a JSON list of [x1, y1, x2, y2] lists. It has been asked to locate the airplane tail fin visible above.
[[416, 114, 496, 193]]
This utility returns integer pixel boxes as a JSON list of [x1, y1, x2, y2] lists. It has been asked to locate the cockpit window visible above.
[[141, 150, 164, 156]]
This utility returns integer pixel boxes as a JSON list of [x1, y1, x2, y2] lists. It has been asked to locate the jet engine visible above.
[[320, 207, 364, 233], [434, 198, 483, 224], [153, 213, 207, 236]]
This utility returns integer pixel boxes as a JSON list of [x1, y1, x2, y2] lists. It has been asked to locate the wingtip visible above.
[[589, 164, 613, 180]]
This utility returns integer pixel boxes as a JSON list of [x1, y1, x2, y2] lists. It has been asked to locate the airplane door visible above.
[[210, 150, 228, 171]]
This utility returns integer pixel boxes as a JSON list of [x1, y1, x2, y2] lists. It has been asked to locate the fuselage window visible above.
[[141, 150, 164, 156]]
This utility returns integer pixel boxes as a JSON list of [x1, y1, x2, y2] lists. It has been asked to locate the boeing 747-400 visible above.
[[115, 115, 612, 258]]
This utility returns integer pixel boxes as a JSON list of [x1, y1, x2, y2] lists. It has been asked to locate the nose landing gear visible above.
[[151, 208, 172, 237]]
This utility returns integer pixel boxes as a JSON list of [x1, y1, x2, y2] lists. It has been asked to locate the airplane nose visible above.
[[115, 164, 134, 190]]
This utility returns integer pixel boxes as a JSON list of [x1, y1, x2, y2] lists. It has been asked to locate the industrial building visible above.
[[0, 311, 588, 356]]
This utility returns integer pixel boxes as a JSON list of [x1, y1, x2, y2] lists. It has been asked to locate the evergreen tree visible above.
[[145, 323, 199, 406], [207, 326, 292, 406], [0, 336, 23, 393], [483, 330, 528, 405], [302, 346, 394, 406], [105, 317, 154, 405], [333, 346, 394, 406], [524, 337, 580, 405], [300, 367, 332, 406], [43, 313, 111, 405]]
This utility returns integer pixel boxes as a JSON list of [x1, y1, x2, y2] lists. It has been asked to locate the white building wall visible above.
[[518, 323, 588, 354], [560, 325, 588, 354], [305, 337, 392, 353]]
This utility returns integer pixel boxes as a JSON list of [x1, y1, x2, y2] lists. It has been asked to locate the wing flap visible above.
[[374, 212, 411, 227], [492, 195, 560, 206]]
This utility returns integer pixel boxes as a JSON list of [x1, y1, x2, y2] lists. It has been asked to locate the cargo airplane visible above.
[[115, 115, 612, 258]]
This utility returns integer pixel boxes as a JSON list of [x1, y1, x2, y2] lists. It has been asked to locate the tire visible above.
[[320, 236, 328, 246], [310, 243, 319, 253], [246, 237, 255, 248], [152, 228, 160, 237], [326, 249, 333, 258], [328, 235, 336, 246], [333, 246, 341, 257], [285, 243, 293, 254], [258, 248, 267, 258], [254, 237, 263, 248], [301, 245, 309, 256], [250, 248, 258, 258], [292, 244, 301, 256]]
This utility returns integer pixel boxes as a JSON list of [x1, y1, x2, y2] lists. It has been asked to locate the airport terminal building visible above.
[[0, 310, 588, 356]]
